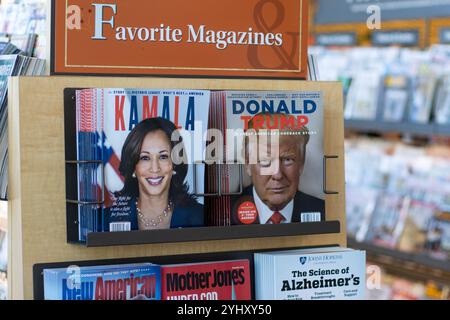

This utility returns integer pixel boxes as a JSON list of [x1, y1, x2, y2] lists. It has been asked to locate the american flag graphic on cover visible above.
[[75, 88, 210, 241], [76, 89, 103, 241]]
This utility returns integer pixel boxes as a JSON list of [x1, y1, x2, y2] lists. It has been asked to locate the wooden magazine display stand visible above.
[[8, 76, 346, 300]]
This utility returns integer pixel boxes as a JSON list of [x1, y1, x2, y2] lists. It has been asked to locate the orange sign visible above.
[[52, 0, 309, 78]]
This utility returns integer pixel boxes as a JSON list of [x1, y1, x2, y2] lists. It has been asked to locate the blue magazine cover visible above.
[[44, 263, 161, 300]]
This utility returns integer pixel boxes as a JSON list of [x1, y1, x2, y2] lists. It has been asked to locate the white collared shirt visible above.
[[252, 187, 294, 224]]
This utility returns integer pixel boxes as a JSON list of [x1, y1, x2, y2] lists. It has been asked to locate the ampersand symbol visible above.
[[248, 0, 299, 70]]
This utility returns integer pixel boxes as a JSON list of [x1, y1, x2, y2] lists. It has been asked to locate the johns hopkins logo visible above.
[[299, 257, 307, 265]]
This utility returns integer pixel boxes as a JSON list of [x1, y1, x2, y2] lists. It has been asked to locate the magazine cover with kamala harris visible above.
[[75, 88, 210, 241]]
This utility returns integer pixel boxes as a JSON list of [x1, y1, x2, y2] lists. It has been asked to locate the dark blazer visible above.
[[103, 196, 204, 231], [231, 185, 325, 225]]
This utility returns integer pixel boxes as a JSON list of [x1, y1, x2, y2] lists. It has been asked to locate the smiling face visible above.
[[134, 130, 173, 198], [247, 134, 306, 212]]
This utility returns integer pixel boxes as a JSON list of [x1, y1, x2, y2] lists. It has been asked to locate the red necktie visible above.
[[269, 211, 285, 224]]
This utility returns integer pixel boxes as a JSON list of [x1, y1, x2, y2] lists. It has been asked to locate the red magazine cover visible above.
[[161, 260, 251, 300]]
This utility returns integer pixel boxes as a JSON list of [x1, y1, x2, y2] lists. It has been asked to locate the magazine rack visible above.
[[32, 244, 337, 300], [8, 76, 346, 299], [62, 88, 340, 245]]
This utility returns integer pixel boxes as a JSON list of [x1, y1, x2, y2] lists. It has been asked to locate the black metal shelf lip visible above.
[[347, 238, 450, 274], [85, 220, 341, 247], [345, 120, 450, 137]]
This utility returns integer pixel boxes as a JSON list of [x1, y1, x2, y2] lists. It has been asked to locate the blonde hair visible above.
[[244, 113, 310, 165]]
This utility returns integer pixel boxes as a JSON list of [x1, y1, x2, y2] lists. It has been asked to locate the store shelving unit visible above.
[[7, 76, 347, 300], [344, 117, 450, 288], [345, 120, 450, 137], [348, 238, 450, 284], [345, 120, 450, 287], [309, 0, 450, 298]]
